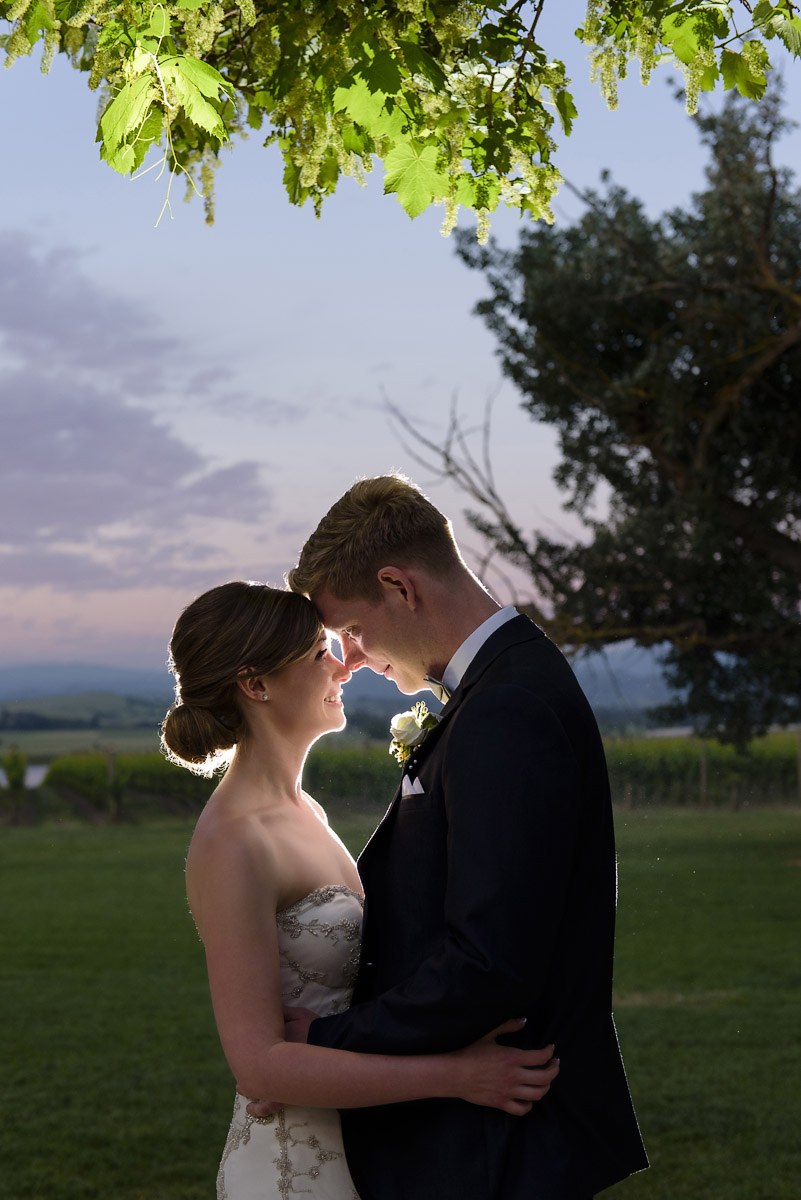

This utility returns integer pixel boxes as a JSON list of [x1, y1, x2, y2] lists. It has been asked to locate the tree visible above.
[[1, 1, 799, 227], [403, 89, 801, 747]]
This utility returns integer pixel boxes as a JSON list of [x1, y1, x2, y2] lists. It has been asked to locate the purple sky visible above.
[[2, 13, 799, 669]]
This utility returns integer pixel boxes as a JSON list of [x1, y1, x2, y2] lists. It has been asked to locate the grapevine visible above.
[[1, 0, 798, 229]]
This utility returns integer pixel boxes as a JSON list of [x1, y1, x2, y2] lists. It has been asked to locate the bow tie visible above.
[[424, 675, 451, 704]]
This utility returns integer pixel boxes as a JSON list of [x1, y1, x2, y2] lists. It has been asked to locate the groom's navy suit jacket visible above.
[[308, 615, 648, 1199]]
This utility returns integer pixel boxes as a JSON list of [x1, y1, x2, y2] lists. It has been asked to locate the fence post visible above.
[[106, 749, 117, 821], [699, 740, 708, 806], [797, 728, 801, 805]]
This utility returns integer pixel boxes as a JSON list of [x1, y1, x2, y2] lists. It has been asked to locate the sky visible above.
[[1, 10, 800, 671]]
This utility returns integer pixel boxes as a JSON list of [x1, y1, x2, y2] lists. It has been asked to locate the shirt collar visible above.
[[441, 605, 519, 696]]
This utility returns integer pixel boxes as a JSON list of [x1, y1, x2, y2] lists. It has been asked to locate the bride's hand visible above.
[[449, 1018, 559, 1115]]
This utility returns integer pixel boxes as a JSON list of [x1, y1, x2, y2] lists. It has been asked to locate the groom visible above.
[[266, 475, 647, 1198]]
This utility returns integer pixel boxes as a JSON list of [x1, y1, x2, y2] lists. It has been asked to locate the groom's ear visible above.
[[376, 566, 418, 609]]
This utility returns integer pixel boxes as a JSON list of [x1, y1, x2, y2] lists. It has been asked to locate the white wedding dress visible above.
[[216, 885, 364, 1200]]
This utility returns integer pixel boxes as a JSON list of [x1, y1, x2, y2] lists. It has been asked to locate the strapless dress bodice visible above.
[[276, 885, 363, 1017]]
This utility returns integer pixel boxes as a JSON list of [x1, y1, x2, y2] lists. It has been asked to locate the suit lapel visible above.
[[456, 612, 544, 693], [403, 614, 544, 772], [358, 616, 544, 872], [356, 770, 402, 874]]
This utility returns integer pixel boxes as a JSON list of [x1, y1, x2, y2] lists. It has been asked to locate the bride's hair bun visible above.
[[161, 702, 237, 769], [161, 581, 324, 777]]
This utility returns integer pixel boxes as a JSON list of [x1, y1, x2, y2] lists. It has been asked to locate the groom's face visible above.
[[313, 586, 427, 695]]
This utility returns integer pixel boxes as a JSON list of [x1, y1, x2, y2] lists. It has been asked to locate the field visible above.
[[2, 808, 799, 1200], [0, 726, 160, 760], [605, 730, 801, 808], [2, 727, 800, 827], [0, 693, 166, 761], [0, 691, 399, 763], [2, 690, 800, 810]]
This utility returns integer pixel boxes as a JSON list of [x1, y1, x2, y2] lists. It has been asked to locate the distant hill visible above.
[[0, 692, 165, 729], [0, 663, 173, 704], [0, 660, 407, 706], [571, 644, 673, 710], [339, 642, 674, 713], [0, 642, 674, 717]]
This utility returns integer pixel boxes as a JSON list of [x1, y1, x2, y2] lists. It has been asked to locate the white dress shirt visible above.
[[441, 604, 519, 696], [402, 605, 519, 795]]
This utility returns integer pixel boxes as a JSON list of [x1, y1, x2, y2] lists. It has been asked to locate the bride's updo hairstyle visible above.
[[162, 581, 324, 776]]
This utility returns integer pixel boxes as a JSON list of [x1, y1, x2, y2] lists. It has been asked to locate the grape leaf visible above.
[[752, 0, 775, 21], [398, 39, 447, 89], [53, 0, 83, 20], [361, 48, 403, 95], [21, 0, 55, 43], [697, 57, 720, 90], [773, 14, 801, 56], [129, 108, 163, 171], [333, 76, 406, 138], [170, 80, 224, 138], [149, 7, 170, 40], [160, 56, 233, 140], [247, 103, 263, 130], [383, 139, 449, 218], [164, 54, 233, 100], [333, 76, 388, 127], [347, 17, 382, 58], [341, 123, 372, 154], [99, 74, 158, 154], [662, 13, 700, 64], [453, 171, 501, 210], [553, 87, 578, 136], [282, 155, 308, 206], [720, 48, 767, 99], [97, 21, 129, 52]]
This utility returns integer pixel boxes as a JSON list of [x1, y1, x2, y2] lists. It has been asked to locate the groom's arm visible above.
[[308, 683, 591, 1056]]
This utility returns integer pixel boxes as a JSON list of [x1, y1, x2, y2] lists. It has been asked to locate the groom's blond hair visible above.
[[287, 475, 464, 602]]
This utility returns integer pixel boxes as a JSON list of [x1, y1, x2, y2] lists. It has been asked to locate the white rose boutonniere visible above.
[[389, 700, 439, 765]]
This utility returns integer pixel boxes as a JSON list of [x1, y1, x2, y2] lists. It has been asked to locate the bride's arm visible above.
[[187, 824, 557, 1115]]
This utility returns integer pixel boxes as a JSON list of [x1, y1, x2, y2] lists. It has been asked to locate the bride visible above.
[[161, 581, 559, 1200]]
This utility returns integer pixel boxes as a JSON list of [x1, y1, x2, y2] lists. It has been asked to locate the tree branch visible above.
[[714, 494, 801, 576], [694, 313, 801, 471], [512, 0, 546, 114]]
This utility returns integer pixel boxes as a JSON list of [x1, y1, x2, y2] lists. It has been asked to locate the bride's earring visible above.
[[262, 693, 269, 701]]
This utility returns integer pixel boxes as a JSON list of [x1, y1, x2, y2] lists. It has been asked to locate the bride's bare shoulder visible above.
[[302, 791, 329, 825], [185, 783, 281, 909]]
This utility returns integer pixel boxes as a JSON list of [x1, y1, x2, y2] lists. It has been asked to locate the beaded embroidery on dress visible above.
[[216, 886, 363, 1200]]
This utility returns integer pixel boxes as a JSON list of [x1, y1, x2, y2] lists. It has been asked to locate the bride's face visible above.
[[265, 634, 351, 738]]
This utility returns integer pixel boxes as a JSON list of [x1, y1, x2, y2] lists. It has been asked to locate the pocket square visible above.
[[402, 774, 425, 796]]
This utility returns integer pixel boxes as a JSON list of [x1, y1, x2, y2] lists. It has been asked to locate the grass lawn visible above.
[[1, 807, 799, 1199]]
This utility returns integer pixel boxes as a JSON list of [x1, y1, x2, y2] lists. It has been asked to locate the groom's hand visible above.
[[282, 1004, 318, 1043], [451, 1018, 560, 1115]]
